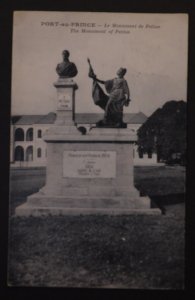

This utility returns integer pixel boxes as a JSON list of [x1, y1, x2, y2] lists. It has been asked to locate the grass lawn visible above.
[[8, 166, 185, 289]]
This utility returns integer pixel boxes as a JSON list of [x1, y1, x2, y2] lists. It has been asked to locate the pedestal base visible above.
[[15, 127, 161, 216], [15, 195, 161, 216]]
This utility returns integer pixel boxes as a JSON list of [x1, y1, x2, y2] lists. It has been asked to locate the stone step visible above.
[[15, 203, 161, 217]]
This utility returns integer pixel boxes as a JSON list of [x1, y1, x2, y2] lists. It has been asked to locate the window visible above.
[[37, 130, 42, 138], [26, 128, 33, 141], [37, 148, 42, 158], [14, 128, 24, 141]]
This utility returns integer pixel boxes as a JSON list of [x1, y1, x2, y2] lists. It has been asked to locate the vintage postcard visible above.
[[8, 11, 187, 289]]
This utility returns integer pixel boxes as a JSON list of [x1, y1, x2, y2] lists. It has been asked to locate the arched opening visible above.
[[14, 128, 24, 141], [37, 129, 42, 138], [14, 146, 24, 161], [37, 148, 42, 158], [26, 128, 33, 141], [26, 146, 33, 161]]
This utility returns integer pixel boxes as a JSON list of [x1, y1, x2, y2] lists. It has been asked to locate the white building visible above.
[[10, 113, 55, 167], [10, 112, 158, 167]]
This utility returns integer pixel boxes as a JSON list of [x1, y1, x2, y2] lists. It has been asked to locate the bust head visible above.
[[117, 68, 127, 78], [62, 50, 70, 60]]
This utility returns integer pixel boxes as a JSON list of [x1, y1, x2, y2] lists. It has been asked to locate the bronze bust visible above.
[[56, 50, 78, 78]]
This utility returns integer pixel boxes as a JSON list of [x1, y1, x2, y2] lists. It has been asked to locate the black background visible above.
[[0, 0, 194, 298]]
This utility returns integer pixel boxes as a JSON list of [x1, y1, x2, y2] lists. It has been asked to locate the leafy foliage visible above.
[[137, 100, 186, 162]]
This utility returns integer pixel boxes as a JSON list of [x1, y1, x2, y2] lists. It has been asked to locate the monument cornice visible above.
[[53, 78, 78, 89], [43, 138, 136, 144], [43, 127, 137, 143]]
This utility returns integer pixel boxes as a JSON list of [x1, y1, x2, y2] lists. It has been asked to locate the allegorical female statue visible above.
[[56, 50, 78, 78], [88, 59, 131, 127]]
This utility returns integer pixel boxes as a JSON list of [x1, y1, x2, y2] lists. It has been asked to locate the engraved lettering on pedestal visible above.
[[58, 94, 72, 110], [63, 151, 116, 178]]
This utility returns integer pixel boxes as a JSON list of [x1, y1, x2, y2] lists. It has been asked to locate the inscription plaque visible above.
[[57, 94, 72, 110], [63, 151, 116, 178], [57, 88, 72, 110]]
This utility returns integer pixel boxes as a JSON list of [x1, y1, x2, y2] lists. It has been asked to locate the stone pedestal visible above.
[[15, 126, 160, 216], [15, 78, 160, 216], [54, 78, 78, 126]]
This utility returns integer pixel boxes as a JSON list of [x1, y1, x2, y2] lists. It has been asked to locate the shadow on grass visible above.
[[150, 193, 185, 215]]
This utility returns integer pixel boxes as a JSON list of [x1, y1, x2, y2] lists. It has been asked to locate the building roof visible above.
[[11, 116, 22, 124], [12, 112, 147, 125], [125, 112, 147, 124], [75, 112, 147, 124], [36, 112, 56, 124], [13, 115, 45, 125], [13, 113, 56, 125]]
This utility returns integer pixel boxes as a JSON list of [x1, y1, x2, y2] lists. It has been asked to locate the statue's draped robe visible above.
[[92, 78, 129, 124], [92, 81, 108, 110], [104, 78, 129, 118], [88, 62, 129, 125]]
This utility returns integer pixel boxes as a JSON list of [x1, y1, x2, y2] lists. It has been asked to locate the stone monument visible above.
[[15, 52, 160, 216]]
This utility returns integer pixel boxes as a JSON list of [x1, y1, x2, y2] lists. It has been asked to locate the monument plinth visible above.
[[15, 126, 160, 215], [15, 52, 160, 216], [54, 78, 78, 126]]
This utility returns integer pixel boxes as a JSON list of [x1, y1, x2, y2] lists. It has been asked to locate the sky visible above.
[[11, 11, 188, 117]]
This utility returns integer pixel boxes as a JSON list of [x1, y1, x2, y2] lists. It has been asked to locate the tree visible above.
[[137, 100, 186, 163]]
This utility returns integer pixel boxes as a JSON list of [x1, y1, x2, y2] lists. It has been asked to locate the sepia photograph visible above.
[[7, 11, 187, 289]]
